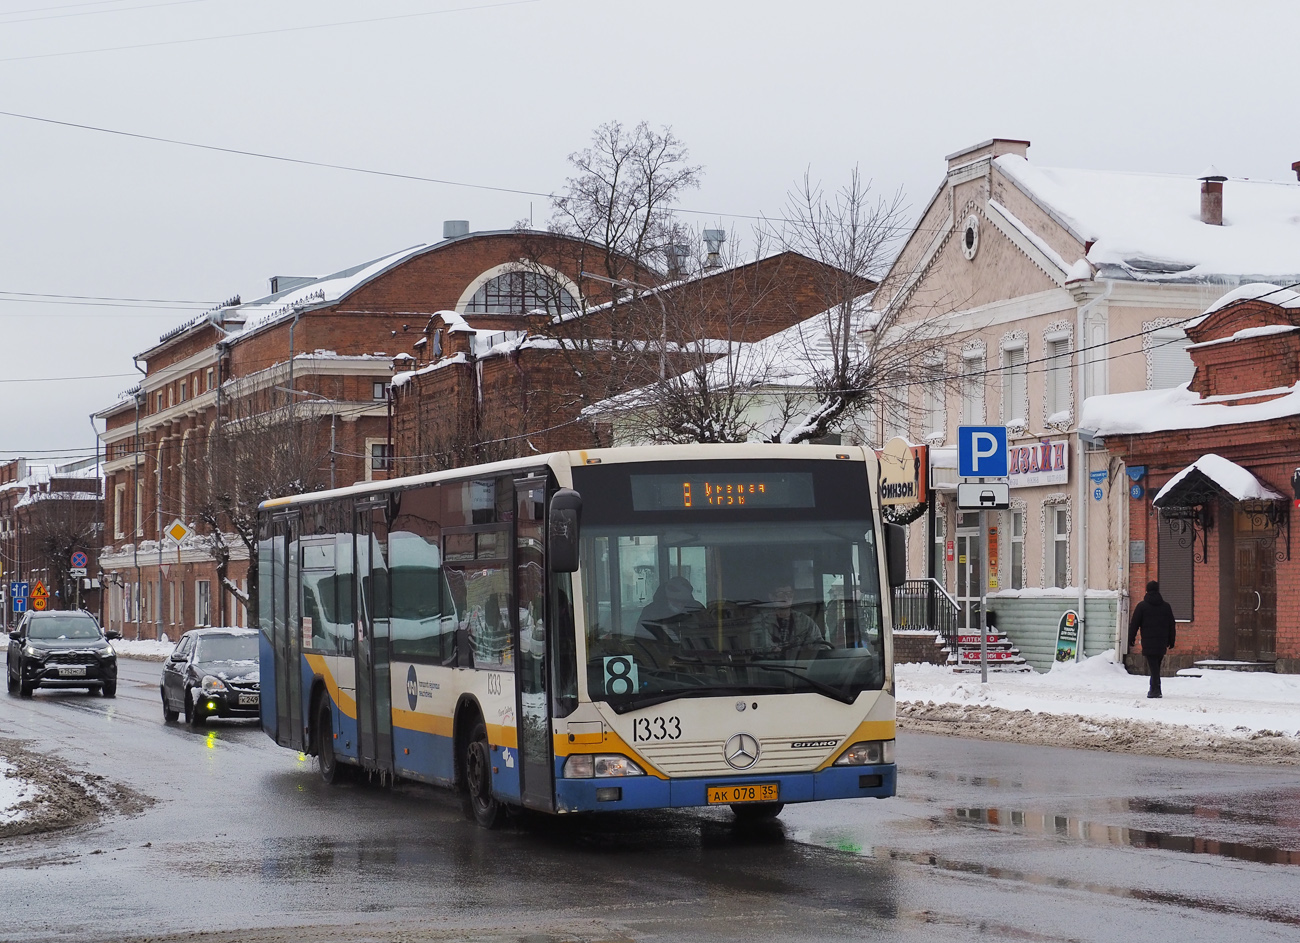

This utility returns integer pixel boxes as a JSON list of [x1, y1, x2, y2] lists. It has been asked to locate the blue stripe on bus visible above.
[[553, 764, 896, 813]]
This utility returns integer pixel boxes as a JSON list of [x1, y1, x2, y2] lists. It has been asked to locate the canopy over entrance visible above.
[[1154, 454, 1282, 508]]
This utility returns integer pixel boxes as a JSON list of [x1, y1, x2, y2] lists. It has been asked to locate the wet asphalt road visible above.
[[1, 658, 1298, 943]]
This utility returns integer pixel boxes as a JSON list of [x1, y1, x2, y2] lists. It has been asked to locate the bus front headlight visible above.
[[563, 754, 646, 778], [832, 740, 895, 766]]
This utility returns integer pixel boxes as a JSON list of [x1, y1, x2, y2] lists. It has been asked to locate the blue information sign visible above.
[[957, 426, 1009, 478], [1130, 483, 1145, 500]]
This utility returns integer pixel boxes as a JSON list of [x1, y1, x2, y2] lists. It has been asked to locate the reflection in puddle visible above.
[[952, 806, 1300, 865]]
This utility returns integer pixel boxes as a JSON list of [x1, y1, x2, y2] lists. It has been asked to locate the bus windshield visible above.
[[580, 519, 885, 712]]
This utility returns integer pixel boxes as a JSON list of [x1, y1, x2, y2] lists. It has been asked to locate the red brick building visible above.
[[1081, 284, 1300, 673]]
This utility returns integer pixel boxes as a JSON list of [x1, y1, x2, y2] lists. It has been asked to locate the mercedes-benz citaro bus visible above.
[[256, 444, 904, 827]]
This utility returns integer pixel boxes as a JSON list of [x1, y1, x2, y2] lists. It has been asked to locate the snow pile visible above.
[[0, 758, 33, 827], [112, 638, 176, 661], [897, 650, 1300, 739], [1080, 380, 1300, 436]]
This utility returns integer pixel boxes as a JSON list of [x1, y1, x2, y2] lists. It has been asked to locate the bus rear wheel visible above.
[[316, 698, 347, 785], [464, 721, 504, 828], [731, 801, 784, 823]]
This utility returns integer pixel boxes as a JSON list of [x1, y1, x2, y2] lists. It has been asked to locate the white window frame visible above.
[[1007, 503, 1026, 590], [1044, 330, 1072, 423], [195, 579, 211, 628], [114, 482, 126, 540], [1000, 334, 1028, 432], [1041, 495, 1071, 588], [373, 381, 389, 400], [961, 349, 985, 426], [365, 437, 392, 481]]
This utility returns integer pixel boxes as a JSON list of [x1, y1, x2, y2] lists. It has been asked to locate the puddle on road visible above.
[[952, 806, 1300, 865]]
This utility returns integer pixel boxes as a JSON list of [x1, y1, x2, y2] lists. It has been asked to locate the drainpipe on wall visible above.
[[1075, 278, 1113, 657], [132, 357, 146, 640]]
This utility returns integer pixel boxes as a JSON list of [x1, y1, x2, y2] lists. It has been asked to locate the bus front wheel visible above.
[[464, 722, 505, 828]]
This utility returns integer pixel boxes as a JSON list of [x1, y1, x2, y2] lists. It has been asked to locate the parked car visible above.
[[160, 628, 260, 727], [6, 610, 120, 698]]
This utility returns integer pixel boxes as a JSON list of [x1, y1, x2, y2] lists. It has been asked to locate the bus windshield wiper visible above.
[[669, 654, 854, 704]]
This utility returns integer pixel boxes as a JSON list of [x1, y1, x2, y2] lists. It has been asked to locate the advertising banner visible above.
[[1008, 439, 1069, 488], [1055, 609, 1081, 663]]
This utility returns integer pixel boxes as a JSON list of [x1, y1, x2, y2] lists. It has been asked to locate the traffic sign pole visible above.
[[980, 508, 989, 684]]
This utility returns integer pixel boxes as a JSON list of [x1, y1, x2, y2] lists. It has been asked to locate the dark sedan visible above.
[[6, 610, 120, 698], [161, 628, 260, 727]]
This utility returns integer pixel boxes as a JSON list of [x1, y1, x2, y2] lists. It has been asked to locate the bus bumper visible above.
[[554, 763, 896, 813]]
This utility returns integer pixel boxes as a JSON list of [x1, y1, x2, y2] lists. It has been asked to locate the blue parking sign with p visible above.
[[958, 426, 1009, 478]]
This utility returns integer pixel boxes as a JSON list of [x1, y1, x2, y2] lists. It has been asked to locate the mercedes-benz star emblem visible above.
[[723, 733, 760, 770]]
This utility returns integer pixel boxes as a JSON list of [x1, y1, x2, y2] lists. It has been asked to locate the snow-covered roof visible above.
[[235, 243, 431, 337], [1080, 382, 1300, 437], [1155, 454, 1282, 504], [1200, 281, 1300, 316], [997, 155, 1300, 280]]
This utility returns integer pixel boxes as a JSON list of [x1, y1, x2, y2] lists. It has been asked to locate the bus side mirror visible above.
[[885, 522, 906, 588], [549, 489, 582, 573]]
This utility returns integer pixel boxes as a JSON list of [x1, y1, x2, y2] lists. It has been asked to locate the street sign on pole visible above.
[[957, 425, 1009, 478], [70, 551, 88, 569], [957, 481, 1011, 510], [69, 567, 88, 578]]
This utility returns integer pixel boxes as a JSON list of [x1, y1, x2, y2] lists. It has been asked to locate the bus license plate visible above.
[[238, 694, 259, 706], [58, 667, 86, 677], [707, 783, 778, 804]]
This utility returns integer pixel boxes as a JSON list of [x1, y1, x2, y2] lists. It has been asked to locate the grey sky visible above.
[[2, 0, 1296, 458]]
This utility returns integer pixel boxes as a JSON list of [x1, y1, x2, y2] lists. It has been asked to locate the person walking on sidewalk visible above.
[[1128, 580, 1177, 698]]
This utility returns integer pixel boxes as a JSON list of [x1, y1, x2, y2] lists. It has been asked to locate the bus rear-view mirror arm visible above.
[[885, 522, 906, 588]]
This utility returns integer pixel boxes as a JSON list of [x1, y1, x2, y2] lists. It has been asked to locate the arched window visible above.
[[464, 271, 578, 316]]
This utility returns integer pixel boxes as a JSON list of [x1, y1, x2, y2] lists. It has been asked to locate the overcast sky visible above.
[[2, 0, 1297, 459]]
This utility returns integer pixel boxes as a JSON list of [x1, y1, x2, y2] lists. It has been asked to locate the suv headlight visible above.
[[23, 645, 45, 660], [832, 739, 895, 766], [563, 754, 646, 778], [201, 675, 228, 695]]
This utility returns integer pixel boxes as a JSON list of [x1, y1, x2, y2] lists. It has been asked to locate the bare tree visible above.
[[20, 487, 101, 610], [189, 395, 333, 623], [764, 167, 962, 444]]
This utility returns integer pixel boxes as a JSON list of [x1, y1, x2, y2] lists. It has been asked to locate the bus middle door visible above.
[[354, 501, 395, 778], [513, 477, 554, 812]]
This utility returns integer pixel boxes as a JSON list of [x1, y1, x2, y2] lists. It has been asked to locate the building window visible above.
[[961, 352, 985, 426], [1001, 343, 1027, 429], [1051, 505, 1069, 588], [114, 483, 126, 540], [1045, 336, 1072, 421], [136, 480, 144, 535], [196, 580, 211, 627], [922, 358, 945, 441], [206, 367, 215, 391], [1010, 509, 1025, 590], [464, 270, 578, 316], [366, 440, 393, 481], [156, 391, 164, 412], [179, 381, 187, 402], [373, 381, 389, 400], [1148, 328, 1195, 390]]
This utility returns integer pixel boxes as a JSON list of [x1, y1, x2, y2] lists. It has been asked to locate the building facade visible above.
[[872, 138, 1300, 669], [1082, 285, 1300, 673]]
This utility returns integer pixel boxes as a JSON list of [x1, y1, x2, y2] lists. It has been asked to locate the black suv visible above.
[[161, 628, 260, 727], [7, 610, 120, 698]]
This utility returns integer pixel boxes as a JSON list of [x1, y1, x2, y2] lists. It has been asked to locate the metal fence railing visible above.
[[892, 578, 959, 652]]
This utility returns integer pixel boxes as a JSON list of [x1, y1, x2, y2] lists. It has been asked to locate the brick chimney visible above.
[[1199, 167, 1226, 225]]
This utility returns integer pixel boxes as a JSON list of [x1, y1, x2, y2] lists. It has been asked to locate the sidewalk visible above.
[[898, 649, 1300, 740]]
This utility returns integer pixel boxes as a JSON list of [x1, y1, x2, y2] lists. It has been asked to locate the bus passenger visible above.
[[636, 576, 703, 642]]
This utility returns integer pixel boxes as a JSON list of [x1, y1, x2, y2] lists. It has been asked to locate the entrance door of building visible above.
[[1233, 509, 1277, 662], [954, 513, 982, 630]]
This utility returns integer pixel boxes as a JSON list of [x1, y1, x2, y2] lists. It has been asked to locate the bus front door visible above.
[[514, 479, 554, 812], [354, 502, 395, 778]]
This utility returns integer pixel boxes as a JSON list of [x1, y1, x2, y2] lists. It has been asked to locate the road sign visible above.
[[957, 481, 1010, 509], [13, 599, 26, 613], [32, 596, 48, 611], [9, 581, 29, 599], [69, 567, 88, 578], [166, 519, 192, 543], [957, 426, 1008, 478], [31, 580, 47, 599], [70, 551, 88, 568]]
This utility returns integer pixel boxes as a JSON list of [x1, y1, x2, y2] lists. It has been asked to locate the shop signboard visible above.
[[1055, 609, 1081, 663]]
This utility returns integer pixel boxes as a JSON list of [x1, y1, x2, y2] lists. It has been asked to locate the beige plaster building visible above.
[[874, 138, 1300, 669]]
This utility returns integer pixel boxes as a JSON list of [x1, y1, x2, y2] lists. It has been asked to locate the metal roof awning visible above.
[[1153, 454, 1282, 509]]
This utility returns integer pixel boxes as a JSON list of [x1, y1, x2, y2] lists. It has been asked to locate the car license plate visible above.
[[707, 783, 778, 804], [238, 694, 259, 706], [58, 667, 87, 677]]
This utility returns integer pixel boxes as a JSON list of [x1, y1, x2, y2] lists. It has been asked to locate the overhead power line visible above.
[[0, 0, 213, 25]]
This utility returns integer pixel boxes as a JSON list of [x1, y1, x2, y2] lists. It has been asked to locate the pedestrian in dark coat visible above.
[[1128, 580, 1177, 698]]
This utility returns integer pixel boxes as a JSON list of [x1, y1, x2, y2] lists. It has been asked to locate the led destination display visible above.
[[630, 472, 815, 511]]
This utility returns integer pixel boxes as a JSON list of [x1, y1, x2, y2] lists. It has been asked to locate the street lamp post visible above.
[[580, 271, 667, 379]]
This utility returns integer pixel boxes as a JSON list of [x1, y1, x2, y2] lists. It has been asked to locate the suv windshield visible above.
[[581, 519, 885, 712], [27, 615, 102, 640], [195, 634, 258, 663]]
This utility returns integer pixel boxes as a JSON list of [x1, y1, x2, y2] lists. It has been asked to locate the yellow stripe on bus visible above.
[[303, 654, 359, 719]]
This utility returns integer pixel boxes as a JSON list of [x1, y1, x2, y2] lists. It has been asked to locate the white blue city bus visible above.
[[257, 444, 903, 826]]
